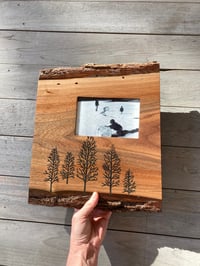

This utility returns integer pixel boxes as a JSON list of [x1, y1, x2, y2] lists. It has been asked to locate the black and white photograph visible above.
[[76, 97, 140, 138]]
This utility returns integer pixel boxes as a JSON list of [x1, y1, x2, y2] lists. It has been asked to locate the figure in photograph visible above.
[[95, 100, 99, 111], [106, 119, 123, 136], [120, 105, 124, 114], [100, 106, 109, 116], [106, 119, 139, 137]]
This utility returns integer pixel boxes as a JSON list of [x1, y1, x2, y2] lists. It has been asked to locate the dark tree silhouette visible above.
[[123, 169, 136, 194], [77, 137, 98, 192], [102, 145, 121, 194], [44, 147, 60, 192], [60, 152, 75, 184]]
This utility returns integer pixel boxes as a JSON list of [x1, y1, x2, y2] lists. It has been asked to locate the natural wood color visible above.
[[1, 2, 200, 35], [0, 0, 200, 264], [1, 175, 200, 238], [1, 99, 200, 148], [40, 62, 159, 80], [1, 138, 200, 191], [1, 66, 200, 109], [29, 189, 161, 212], [29, 68, 161, 210], [1, 31, 200, 69]]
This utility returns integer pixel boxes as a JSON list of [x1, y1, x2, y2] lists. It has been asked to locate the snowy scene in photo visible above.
[[76, 97, 140, 139]]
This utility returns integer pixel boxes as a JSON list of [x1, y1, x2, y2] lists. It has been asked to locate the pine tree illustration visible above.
[[60, 152, 75, 184], [102, 145, 121, 194], [44, 147, 60, 192], [123, 169, 136, 194], [77, 137, 98, 192]]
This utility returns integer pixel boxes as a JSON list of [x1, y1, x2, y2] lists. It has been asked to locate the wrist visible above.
[[67, 243, 99, 266]]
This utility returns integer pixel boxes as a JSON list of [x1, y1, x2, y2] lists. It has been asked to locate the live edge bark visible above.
[[29, 189, 161, 212], [39, 62, 159, 80]]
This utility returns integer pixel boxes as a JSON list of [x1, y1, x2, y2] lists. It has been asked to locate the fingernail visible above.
[[90, 191, 97, 200]]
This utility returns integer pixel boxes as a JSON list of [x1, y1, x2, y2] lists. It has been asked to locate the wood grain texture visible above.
[[0, 220, 69, 266], [0, 99, 35, 136], [0, 136, 32, 177], [29, 69, 161, 209], [0, 64, 39, 100], [160, 71, 200, 108], [1, 138, 200, 190], [1, 128, 200, 192], [0, 1, 199, 35], [162, 146, 200, 190], [1, 100, 200, 147], [0, 220, 199, 266], [1, 66, 199, 108], [0, 0, 199, 263], [161, 111, 200, 148], [0, 31, 200, 69], [40, 62, 159, 79], [0, 137, 200, 190], [1, 176, 200, 238]]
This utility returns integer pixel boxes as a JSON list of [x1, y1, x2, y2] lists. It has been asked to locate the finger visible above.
[[92, 210, 112, 222], [74, 208, 79, 214], [93, 209, 112, 217], [99, 211, 112, 232], [95, 213, 112, 242], [104, 211, 112, 221], [78, 192, 99, 218]]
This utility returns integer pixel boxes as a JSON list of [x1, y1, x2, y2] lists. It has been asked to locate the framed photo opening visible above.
[[76, 97, 140, 138]]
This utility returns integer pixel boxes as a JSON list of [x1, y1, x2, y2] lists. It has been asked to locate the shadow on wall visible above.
[[161, 111, 200, 190], [161, 111, 200, 148], [64, 111, 200, 266], [103, 232, 200, 266]]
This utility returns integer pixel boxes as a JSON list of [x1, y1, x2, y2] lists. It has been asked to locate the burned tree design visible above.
[[44, 147, 60, 192], [102, 145, 121, 194], [60, 152, 75, 184], [123, 169, 136, 194], [77, 137, 98, 192]]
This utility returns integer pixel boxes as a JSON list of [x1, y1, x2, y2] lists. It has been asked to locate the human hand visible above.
[[66, 192, 112, 266]]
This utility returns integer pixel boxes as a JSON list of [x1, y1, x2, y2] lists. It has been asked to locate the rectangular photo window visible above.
[[76, 97, 140, 138]]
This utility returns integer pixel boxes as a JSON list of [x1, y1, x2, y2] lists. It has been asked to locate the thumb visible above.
[[78, 192, 99, 218]]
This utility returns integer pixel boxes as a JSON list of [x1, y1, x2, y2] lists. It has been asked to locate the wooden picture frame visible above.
[[29, 62, 162, 211]]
